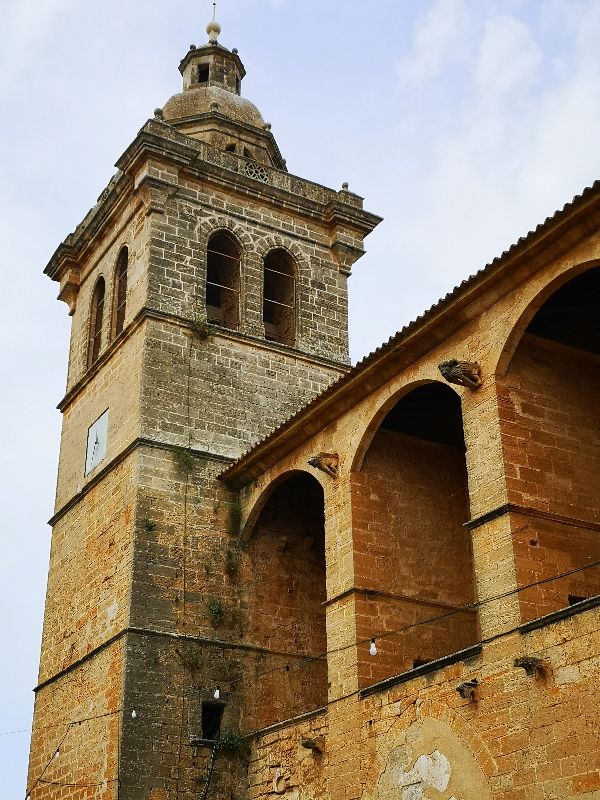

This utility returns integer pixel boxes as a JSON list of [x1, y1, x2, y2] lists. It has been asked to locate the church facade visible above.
[[28, 20, 600, 800]]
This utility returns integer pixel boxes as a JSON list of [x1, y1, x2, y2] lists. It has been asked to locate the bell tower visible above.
[[28, 18, 380, 799]]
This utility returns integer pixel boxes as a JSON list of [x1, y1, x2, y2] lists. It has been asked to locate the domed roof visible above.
[[162, 84, 265, 128]]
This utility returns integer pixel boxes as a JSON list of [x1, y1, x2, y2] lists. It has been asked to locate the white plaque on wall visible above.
[[85, 410, 109, 476]]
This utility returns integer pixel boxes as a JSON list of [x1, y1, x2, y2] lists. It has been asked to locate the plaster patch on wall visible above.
[[376, 718, 491, 800]]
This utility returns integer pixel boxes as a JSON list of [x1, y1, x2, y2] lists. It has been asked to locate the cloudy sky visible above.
[[2, 0, 600, 794]]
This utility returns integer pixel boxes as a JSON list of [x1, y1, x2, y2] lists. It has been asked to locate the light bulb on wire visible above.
[[369, 638, 378, 656], [131, 709, 137, 719], [213, 687, 220, 700], [54, 749, 60, 759]]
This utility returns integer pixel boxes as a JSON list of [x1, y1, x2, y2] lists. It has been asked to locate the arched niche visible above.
[[241, 471, 327, 728], [497, 264, 600, 621], [350, 382, 478, 688]]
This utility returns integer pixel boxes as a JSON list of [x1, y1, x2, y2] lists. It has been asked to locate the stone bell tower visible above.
[[28, 17, 380, 799]]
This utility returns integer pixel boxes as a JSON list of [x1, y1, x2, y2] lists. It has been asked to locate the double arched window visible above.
[[206, 232, 241, 329], [113, 247, 128, 337], [263, 249, 296, 346], [88, 278, 106, 366]]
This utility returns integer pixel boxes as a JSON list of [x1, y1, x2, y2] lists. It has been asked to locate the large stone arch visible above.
[[239, 469, 328, 729], [494, 258, 600, 621], [240, 467, 324, 544], [350, 378, 460, 474], [494, 258, 600, 377], [349, 379, 477, 689]]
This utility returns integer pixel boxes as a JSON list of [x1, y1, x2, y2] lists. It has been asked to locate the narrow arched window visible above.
[[263, 249, 295, 346], [89, 278, 105, 366], [113, 247, 128, 337], [206, 232, 241, 329]]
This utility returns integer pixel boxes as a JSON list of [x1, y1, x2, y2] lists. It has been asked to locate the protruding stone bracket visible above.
[[331, 239, 364, 277], [300, 737, 324, 754], [438, 360, 483, 390], [456, 679, 478, 701], [57, 265, 81, 316], [514, 656, 545, 678], [307, 452, 339, 479]]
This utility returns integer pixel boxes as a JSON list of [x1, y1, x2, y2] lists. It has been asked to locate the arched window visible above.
[[206, 232, 241, 329], [225, 143, 236, 153], [263, 249, 295, 346], [89, 278, 105, 366], [113, 247, 128, 338]]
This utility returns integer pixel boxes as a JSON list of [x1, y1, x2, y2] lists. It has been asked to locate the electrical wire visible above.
[[209, 557, 600, 692], [19, 559, 600, 794]]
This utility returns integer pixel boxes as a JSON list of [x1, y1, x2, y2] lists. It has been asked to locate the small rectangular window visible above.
[[198, 65, 209, 84], [201, 702, 224, 740]]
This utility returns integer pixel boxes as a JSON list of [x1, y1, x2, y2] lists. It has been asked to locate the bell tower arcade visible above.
[[28, 18, 380, 799]]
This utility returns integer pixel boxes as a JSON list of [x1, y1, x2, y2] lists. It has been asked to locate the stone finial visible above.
[[456, 679, 478, 701], [308, 452, 339, 478], [154, 108, 164, 120], [438, 359, 483, 390], [207, 20, 221, 43], [341, 182, 349, 190]]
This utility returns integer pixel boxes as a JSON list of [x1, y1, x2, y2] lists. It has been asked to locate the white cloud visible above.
[[395, 0, 470, 89], [475, 14, 542, 98]]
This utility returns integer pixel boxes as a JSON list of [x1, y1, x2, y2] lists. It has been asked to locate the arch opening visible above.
[[351, 383, 478, 689], [498, 266, 600, 622], [206, 231, 241, 329], [263, 249, 296, 346], [241, 472, 326, 728], [113, 247, 128, 338], [88, 278, 106, 367]]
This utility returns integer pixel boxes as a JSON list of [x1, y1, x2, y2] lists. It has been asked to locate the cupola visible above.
[[161, 20, 286, 170]]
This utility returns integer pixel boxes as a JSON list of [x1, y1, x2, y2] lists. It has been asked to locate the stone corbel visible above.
[[308, 452, 339, 478], [456, 679, 478, 701], [57, 264, 81, 316], [136, 174, 179, 217], [331, 239, 364, 277], [438, 360, 483, 390]]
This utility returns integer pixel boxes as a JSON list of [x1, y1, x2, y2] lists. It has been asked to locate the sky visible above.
[[2, 0, 600, 795]]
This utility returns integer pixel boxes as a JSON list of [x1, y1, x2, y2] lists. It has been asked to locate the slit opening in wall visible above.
[[568, 594, 587, 606], [201, 702, 224, 740]]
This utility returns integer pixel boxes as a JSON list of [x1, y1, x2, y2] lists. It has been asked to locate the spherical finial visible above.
[[341, 182, 349, 191], [207, 20, 221, 43]]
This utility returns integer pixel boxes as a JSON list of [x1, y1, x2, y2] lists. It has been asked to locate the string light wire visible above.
[[18, 560, 600, 794]]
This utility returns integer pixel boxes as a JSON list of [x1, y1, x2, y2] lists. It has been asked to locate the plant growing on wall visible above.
[[207, 597, 225, 628], [191, 317, 213, 341], [173, 446, 195, 475], [198, 730, 248, 800], [141, 517, 157, 532]]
